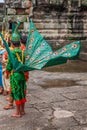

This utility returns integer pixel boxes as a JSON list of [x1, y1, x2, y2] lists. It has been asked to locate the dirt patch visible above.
[[43, 60, 87, 73], [40, 79, 78, 89]]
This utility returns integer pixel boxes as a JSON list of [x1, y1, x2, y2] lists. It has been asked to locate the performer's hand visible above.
[[5, 74, 9, 79], [5, 71, 10, 79]]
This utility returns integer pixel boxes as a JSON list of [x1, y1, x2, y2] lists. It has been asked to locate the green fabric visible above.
[[0, 20, 81, 72], [10, 73, 26, 101], [6, 48, 26, 101], [6, 48, 24, 71], [12, 22, 16, 33], [11, 32, 20, 42]]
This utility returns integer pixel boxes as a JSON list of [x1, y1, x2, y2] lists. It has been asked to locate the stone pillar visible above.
[[0, 3, 5, 31], [68, 0, 71, 12], [25, 0, 33, 19], [78, 0, 82, 7]]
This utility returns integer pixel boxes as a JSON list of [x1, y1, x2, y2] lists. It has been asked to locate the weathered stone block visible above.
[[7, 8, 16, 15], [0, 24, 2, 30], [16, 15, 27, 22], [35, 23, 59, 29], [7, 15, 27, 22], [16, 8, 26, 15], [0, 3, 4, 8], [0, 8, 4, 11], [0, 10, 4, 14], [0, 16, 3, 22], [13, 1, 21, 8], [21, 1, 26, 8]]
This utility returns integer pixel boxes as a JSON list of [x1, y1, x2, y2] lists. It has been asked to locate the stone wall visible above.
[[0, 3, 5, 30]]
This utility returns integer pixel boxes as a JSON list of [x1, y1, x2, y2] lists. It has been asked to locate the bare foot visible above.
[[0, 87, 4, 94], [3, 104, 14, 110], [11, 113, 22, 118], [21, 112, 26, 115], [5, 97, 11, 101], [3, 91, 8, 96]]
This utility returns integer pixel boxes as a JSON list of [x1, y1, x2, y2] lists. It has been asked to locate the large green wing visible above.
[[24, 20, 81, 70]]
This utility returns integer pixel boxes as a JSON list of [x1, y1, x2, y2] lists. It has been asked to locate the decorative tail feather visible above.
[[43, 41, 81, 68]]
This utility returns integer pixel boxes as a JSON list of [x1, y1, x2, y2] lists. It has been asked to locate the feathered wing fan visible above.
[[0, 20, 81, 72], [24, 20, 81, 70], [43, 41, 81, 68]]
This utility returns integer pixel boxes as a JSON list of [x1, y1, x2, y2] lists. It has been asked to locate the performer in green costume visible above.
[[5, 30, 27, 118]]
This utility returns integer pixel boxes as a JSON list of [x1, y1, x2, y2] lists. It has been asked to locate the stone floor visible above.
[[0, 70, 87, 130]]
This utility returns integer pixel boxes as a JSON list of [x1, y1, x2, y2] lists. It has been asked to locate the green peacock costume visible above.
[[5, 28, 27, 105], [0, 20, 81, 104]]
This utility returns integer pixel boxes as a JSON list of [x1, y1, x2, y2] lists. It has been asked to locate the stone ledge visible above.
[[33, 19, 87, 23], [7, 15, 28, 22], [79, 52, 87, 61]]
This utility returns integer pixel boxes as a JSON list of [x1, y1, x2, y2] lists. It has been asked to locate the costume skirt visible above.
[[10, 72, 27, 105]]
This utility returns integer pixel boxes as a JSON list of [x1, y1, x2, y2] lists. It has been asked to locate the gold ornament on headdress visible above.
[[1, 23, 11, 43], [4, 30, 11, 43]]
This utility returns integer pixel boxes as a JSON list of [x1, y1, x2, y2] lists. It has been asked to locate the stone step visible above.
[[33, 19, 86, 31], [0, 8, 4, 12], [40, 33, 86, 41], [38, 28, 87, 34], [38, 29, 58, 34], [0, 10, 4, 14], [40, 33, 83, 37], [0, 24, 2, 30], [79, 52, 87, 61], [35, 22, 58, 29], [33, 11, 81, 16], [33, 18, 87, 23], [33, 19, 58, 23], [0, 16, 4, 22], [39, 33, 59, 39], [33, 12, 58, 19], [0, 4, 4, 8], [33, 12, 83, 19]]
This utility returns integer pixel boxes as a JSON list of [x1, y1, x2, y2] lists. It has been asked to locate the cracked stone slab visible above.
[[28, 90, 66, 104], [56, 126, 87, 130], [74, 110, 87, 125], [53, 108, 74, 119], [61, 91, 87, 100], [51, 116, 78, 128], [77, 80, 87, 86], [51, 99, 87, 111]]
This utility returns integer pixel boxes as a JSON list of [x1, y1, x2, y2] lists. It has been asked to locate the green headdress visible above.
[[11, 21, 21, 42]]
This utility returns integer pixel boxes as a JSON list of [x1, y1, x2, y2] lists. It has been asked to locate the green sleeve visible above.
[[6, 57, 13, 72]]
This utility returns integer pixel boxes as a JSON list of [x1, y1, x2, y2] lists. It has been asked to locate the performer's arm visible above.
[[5, 58, 12, 78]]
